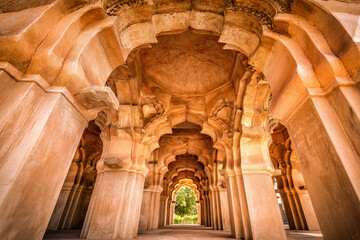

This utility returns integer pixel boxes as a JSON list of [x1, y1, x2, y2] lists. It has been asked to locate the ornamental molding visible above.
[[105, 0, 148, 16], [140, 96, 165, 127]]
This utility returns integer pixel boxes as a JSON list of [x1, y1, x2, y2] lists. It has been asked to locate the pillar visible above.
[[161, 196, 169, 226], [243, 172, 286, 239], [224, 173, 245, 238], [210, 190, 217, 229], [81, 130, 146, 239], [200, 199, 205, 225], [158, 196, 164, 227], [277, 188, 296, 228], [203, 196, 208, 226], [285, 89, 360, 240], [166, 199, 171, 225], [215, 189, 223, 230], [61, 166, 97, 230], [210, 187, 223, 230], [0, 67, 89, 239], [196, 201, 201, 224], [151, 190, 161, 229], [139, 187, 162, 231], [279, 174, 305, 230], [223, 143, 253, 239], [47, 162, 79, 230], [208, 193, 213, 227], [204, 193, 211, 227], [139, 189, 152, 231], [219, 187, 231, 231], [241, 138, 286, 240], [169, 201, 175, 224], [82, 168, 145, 239], [297, 189, 320, 230]]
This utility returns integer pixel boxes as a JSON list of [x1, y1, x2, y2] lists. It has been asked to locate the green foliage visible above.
[[174, 215, 198, 224], [174, 186, 198, 224], [174, 186, 197, 217]]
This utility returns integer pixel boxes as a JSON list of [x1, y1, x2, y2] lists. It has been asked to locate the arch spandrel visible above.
[[1, 0, 358, 101]]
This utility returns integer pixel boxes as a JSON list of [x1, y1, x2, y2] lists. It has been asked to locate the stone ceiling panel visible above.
[[140, 30, 236, 94]]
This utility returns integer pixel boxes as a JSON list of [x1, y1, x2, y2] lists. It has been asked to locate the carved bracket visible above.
[[140, 96, 165, 126], [75, 86, 119, 111], [103, 157, 124, 168]]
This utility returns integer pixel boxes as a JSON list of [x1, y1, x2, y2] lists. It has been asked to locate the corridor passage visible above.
[[44, 225, 323, 240]]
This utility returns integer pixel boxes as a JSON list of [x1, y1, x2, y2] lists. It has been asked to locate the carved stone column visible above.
[[151, 189, 162, 229], [80, 124, 147, 239], [203, 195, 208, 226], [241, 137, 286, 240], [284, 91, 360, 240], [296, 189, 320, 230], [159, 196, 169, 226], [139, 189, 151, 231], [223, 171, 246, 238], [0, 66, 98, 239], [166, 199, 171, 225], [139, 185, 162, 231], [196, 201, 201, 224], [158, 196, 164, 227], [203, 192, 210, 227], [209, 188, 217, 229], [47, 162, 79, 230], [206, 191, 213, 227], [210, 186, 223, 230], [169, 201, 175, 224], [219, 183, 231, 231], [199, 199, 204, 225]]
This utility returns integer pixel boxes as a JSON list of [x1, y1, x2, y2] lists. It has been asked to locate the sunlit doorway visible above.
[[174, 186, 198, 224]]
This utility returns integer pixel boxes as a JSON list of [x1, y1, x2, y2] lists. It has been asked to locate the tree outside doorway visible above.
[[174, 186, 198, 224]]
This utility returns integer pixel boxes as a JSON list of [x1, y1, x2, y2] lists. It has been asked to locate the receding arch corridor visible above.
[[44, 225, 323, 240], [1, 0, 359, 239]]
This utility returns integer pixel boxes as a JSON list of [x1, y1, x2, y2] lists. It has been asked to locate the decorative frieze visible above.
[[226, 0, 275, 29], [105, 0, 147, 16], [272, 0, 292, 13], [140, 96, 165, 126]]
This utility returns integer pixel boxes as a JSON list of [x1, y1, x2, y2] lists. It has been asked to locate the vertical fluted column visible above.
[[81, 165, 145, 239], [284, 92, 360, 240], [170, 201, 175, 224], [219, 187, 231, 231], [0, 70, 89, 240], [166, 199, 171, 225], [241, 136, 286, 240], [81, 128, 147, 239], [47, 162, 79, 230], [206, 192, 212, 227], [196, 201, 201, 224], [200, 200, 205, 225], [203, 194, 207, 226], [158, 196, 164, 226], [210, 189, 218, 229], [161, 196, 169, 226], [214, 188, 223, 230], [150, 188, 162, 230], [139, 189, 152, 231]]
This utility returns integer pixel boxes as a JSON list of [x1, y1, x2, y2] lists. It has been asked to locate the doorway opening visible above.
[[174, 186, 198, 224]]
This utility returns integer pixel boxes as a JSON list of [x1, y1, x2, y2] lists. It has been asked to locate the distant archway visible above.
[[173, 185, 198, 225]]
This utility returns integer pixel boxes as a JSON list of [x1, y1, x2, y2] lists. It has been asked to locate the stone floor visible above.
[[43, 225, 323, 240]]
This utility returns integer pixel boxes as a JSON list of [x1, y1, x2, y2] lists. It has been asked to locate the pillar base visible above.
[[81, 170, 145, 239], [243, 172, 286, 240]]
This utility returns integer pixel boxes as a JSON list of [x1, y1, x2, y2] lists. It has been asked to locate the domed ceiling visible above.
[[140, 30, 237, 95]]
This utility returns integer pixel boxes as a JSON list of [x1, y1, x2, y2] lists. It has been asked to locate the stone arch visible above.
[[1, 0, 360, 239]]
